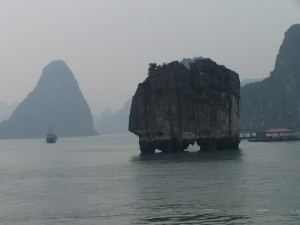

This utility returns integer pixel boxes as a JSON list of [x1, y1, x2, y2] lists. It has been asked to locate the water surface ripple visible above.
[[0, 134, 300, 224]]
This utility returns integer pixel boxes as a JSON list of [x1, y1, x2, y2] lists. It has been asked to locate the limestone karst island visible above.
[[241, 24, 300, 132], [129, 58, 240, 153], [0, 60, 98, 139]]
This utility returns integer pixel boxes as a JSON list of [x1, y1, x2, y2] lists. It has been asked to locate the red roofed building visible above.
[[264, 128, 295, 137], [249, 128, 299, 142]]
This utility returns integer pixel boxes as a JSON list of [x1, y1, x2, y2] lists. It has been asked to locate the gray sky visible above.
[[0, 0, 299, 114]]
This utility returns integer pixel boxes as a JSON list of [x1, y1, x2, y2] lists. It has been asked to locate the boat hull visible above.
[[46, 138, 57, 143], [46, 133, 57, 144]]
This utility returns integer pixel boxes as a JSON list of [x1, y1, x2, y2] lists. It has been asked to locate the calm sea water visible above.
[[0, 133, 300, 225]]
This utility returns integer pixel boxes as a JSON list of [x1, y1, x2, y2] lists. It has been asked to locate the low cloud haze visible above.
[[294, 0, 300, 9], [0, 0, 299, 114]]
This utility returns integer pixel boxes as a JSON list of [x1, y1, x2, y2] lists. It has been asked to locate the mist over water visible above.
[[0, 134, 300, 224]]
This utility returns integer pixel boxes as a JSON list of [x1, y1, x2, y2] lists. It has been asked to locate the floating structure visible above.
[[46, 128, 57, 143], [248, 128, 300, 142]]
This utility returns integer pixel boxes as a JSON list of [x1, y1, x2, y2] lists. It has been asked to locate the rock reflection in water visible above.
[[130, 150, 245, 224]]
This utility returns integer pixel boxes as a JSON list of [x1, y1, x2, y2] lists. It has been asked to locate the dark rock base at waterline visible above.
[[139, 137, 240, 153]]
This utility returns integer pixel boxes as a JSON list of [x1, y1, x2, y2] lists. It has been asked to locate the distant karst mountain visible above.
[[0, 60, 98, 139], [180, 57, 204, 69], [0, 101, 18, 122], [240, 78, 263, 87], [95, 99, 131, 134], [241, 24, 300, 132]]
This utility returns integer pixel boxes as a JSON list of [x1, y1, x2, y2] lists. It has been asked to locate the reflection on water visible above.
[[128, 141, 300, 224], [132, 149, 243, 163], [130, 149, 246, 224], [138, 211, 251, 224]]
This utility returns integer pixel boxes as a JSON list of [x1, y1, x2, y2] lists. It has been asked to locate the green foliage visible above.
[[193, 83, 204, 95], [185, 82, 208, 104], [156, 131, 164, 136], [148, 63, 157, 74]]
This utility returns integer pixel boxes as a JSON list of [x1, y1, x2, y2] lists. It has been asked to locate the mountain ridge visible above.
[[95, 99, 131, 134], [0, 60, 98, 139], [240, 24, 300, 131]]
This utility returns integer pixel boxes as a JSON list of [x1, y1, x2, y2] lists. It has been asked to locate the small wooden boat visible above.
[[46, 128, 57, 143]]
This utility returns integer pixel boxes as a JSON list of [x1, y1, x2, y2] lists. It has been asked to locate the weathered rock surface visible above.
[[129, 58, 240, 153], [0, 60, 98, 139], [241, 24, 300, 131]]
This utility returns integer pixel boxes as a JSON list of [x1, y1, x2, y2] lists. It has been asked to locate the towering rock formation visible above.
[[129, 58, 240, 153], [0, 60, 98, 139], [241, 24, 300, 131]]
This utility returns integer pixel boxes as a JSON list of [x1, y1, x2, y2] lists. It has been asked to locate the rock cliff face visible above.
[[0, 60, 98, 139], [129, 58, 240, 153], [241, 24, 300, 131]]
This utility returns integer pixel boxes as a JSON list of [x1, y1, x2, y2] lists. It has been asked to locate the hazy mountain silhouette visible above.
[[240, 78, 263, 87], [95, 99, 131, 134], [0, 101, 18, 122], [97, 108, 113, 122], [180, 57, 203, 69], [241, 24, 300, 131], [0, 60, 98, 139]]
